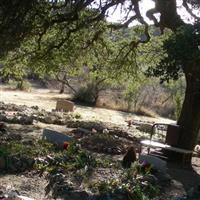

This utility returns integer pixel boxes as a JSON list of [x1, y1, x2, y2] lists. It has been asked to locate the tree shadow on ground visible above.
[[167, 155, 200, 191]]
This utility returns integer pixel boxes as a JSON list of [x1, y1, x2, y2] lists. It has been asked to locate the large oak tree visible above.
[[0, 0, 200, 159]]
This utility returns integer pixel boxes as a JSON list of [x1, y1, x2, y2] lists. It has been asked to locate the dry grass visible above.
[[135, 107, 158, 118]]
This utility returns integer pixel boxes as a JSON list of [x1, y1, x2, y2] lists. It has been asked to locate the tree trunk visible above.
[[177, 72, 200, 150], [59, 82, 65, 94]]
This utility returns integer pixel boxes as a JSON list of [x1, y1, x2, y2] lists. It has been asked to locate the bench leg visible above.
[[182, 153, 192, 167], [147, 147, 150, 154]]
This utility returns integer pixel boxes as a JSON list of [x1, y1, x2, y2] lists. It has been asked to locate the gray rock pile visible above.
[[45, 172, 89, 200], [0, 155, 35, 173], [0, 102, 79, 125], [0, 186, 34, 200]]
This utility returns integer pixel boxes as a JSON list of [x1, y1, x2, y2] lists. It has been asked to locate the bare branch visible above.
[[183, 0, 200, 20], [56, 73, 77, 94], [109, 15, 138, 29]]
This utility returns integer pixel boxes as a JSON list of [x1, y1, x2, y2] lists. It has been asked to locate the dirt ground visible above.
[[0, 86, 200, 199], [0, 86, 174, 125]]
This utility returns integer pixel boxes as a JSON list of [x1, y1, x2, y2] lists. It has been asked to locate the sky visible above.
[[106, 0, 199, 25]]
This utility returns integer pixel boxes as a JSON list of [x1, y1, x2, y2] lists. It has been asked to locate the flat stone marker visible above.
[[56, 100, 74, 112], [42, 128, 73, 146]]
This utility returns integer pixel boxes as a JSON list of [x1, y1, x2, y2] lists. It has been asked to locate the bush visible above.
[[16, 80, 32, 91], [73, 84, 98, 105]]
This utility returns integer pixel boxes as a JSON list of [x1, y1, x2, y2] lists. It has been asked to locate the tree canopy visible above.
[[0, 0, 199, 56]]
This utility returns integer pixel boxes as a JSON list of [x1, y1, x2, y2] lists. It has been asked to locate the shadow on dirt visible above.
[[167, 156, 200, 192]]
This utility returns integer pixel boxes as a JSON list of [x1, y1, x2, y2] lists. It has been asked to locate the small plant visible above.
[[90, 161, 159, 200], [174, 93, 182, 120], [75, 151, 97, 168], [73, 112, 82, 119], [0, 146, 8, 157], [34, 142, 97, 173], [132, 185, 148, 200]]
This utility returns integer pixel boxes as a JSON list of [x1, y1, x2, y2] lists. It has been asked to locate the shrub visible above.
[[16, 80, 32, 91], [73, 84, 98, 105]]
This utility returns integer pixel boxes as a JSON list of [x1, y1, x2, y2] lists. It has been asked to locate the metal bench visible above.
[[140, 123, 193, 165]]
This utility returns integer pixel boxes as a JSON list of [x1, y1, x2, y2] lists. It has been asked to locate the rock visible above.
[[8, 133, 22, 141], [92, 128, 97, 133], [77, 128, 92, 135], [22, 139, 34, 145], [194, 145, 200, 154], [56, 100, 75, 112], [43, 116, 56, 124], [139, 154, 167, 173], [112, 148, 121, 154], [62, 190, 89, 200], [31, 105, 39, 110], [16, 195, 35, 200], [20, 115, 33, 125], [103, 129, 109, 134], [0, 102, 77, 125], [46, 173, 75, 198], [35, 157, 48, 165], [140, 174, 158, 185], [7, 190, 19, 198], [171, 197, 186, 200], [6, 155, 34, 172]]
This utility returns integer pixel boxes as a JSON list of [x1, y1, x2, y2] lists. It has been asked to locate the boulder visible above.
[[56, 100, 74, 112]]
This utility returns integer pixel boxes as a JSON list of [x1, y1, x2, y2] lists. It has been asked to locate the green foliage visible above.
[[73, 84, 97, 105], [16, 80, 32, 91], [123, 75, 149, 111], [91, 162, 159, 200], [0, 140, 56, 158], [0, 21, 141, 94], [34, 142, 97, 173], [174, 93, 183, 119], [164, 78, 185, 119], [146, 23, 200, 82], [73, 112, 82, 119]]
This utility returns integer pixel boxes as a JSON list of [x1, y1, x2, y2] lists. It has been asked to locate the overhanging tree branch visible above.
[[183, 0, 200, 20], [56, 72, 77, 94]]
